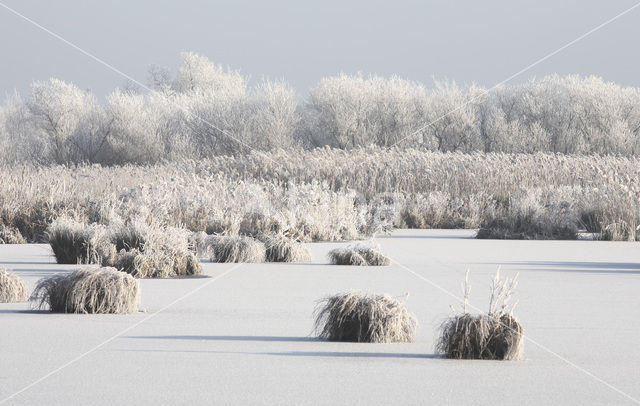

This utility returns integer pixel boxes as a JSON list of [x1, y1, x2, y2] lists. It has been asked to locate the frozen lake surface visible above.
[[1, 229, 638, 405]]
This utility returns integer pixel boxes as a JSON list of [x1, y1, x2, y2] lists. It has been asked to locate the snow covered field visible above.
[[1, 229, 638, 405]]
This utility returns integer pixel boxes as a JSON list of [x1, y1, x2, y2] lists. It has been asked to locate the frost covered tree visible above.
[[173, 52, 246, 97], [369, 76, 426, 147], [2, 53, 640, 163], [304, 73, 426, 148], [246, 80, 298, 150], [418, 80, 484, 152], [149, 52, 299, 155], [104, 90, 164, 164], [26, 78, 108, 164], [150, 52, 249, 155], [482, 75, 640, 154], [0, 93, 48, 163]]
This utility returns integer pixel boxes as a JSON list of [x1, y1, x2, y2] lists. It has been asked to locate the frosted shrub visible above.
[[0, 93, 49, 164], [487, 75, 640, 155], [419, 80, 484, 152], [246, 81, 299, 151], [3, 65, 640, 163], [171, 52, 247, 96]]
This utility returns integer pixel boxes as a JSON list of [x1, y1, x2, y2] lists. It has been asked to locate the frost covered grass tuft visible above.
[[437, 313, 524, 360], [209, 235, 266, 263], [47, 218, 202, 278], [328, 242, 390, 266], [436, 270, 524, 360], [476, 188, 579, 240], [0, 269, 29, 303], [109, 222, 202, 278], [110, 221, 148, 252], [314, 292, 416, 343], [0, 224, 26, 244], [190, 231, 211, 258], [31, 267, 140, 314], [47, 218, 114, 265], [260, 234, 312, 262], [114, 249, 201, 278]]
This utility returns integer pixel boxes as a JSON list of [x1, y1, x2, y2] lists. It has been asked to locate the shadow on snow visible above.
[[128, 335, 318, 342], [479, 260, 640, 275]]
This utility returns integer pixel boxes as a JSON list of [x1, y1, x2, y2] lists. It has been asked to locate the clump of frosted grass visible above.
[[209, 235, 266, 263], [328, 242, 390, 266], [436, 269, 524, 360], [0, 268, 29, 303], [31, 267, 140, 314], [110, 222, 202, 278], [0, 225, 26, 244], [314, 292, 416, 343], [477, 188, 579, 240], [47, 218, 115, 265], [259, 234, 312, 262], [114, 249, 201, 278]]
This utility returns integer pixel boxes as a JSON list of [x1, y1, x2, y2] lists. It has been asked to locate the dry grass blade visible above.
[[209, 235, 266, 263], [328, 242, 390, 266], [30, 267, 140, 314], [0, 269, 29, 303], [313, 292, 416, 343]]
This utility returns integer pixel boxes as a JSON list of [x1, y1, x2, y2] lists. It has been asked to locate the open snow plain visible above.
[[1, 229, 638, 405]]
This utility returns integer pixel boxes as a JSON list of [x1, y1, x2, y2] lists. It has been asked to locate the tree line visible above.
[[1, 52, 639, 165]]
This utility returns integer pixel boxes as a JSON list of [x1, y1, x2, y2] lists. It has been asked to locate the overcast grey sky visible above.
[[1, 0, 639, 99]]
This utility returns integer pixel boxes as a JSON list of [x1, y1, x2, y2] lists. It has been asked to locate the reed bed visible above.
[[1, 148, 638, 241]]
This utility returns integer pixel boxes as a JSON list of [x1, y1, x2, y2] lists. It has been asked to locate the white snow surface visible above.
[[0, 229, 638, 405]]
